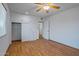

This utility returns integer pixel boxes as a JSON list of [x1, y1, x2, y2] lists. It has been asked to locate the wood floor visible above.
[[5, 39, 79, 56]]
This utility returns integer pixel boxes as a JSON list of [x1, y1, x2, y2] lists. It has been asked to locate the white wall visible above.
[[11, 12, 40, 23], [0, 4, 11, 55], [11, 12, 40, 41], [42, 17, 50, 40], [22, 22, 39, 41], [43, 7, 79, 49], [11, 13, 22, 23]]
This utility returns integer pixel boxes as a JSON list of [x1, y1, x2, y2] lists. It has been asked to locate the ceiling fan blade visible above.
[[35, 3, 43, 5], [36, 7, 41, 12], [50, 5, 60, 9]]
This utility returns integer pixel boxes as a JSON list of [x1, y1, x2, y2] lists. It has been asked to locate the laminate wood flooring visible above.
[[5, 39, 79, 56]]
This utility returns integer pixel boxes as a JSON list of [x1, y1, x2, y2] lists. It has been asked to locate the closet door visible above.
[[12, 23, 21, 41]]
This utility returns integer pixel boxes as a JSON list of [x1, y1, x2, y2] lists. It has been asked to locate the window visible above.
[[0, 3, 6, 37]]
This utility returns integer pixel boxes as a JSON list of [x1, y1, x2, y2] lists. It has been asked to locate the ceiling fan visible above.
[[35, 3, 60, 13]]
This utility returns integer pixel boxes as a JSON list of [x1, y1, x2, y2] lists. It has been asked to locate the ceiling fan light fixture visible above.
[[43, 6, 50, 10]]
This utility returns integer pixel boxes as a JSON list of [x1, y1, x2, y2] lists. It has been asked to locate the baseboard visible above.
[[12, 40, 21, 42], [4, 42, 11, 56], [49, 39, 79, 50]]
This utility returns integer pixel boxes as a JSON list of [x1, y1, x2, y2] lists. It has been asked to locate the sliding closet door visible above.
[[12, 23, 21, 41]]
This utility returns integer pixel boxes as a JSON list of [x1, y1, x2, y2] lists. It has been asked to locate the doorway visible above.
[[12, 22, 21, 41], [39, 22, 44, 39]]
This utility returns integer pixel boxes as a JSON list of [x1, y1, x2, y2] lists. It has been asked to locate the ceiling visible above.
[[7, 3, 79, 18]]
